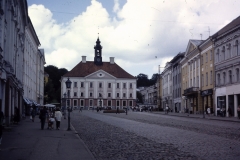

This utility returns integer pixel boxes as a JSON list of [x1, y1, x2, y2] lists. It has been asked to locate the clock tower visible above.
[[94, 37, 103, 65]]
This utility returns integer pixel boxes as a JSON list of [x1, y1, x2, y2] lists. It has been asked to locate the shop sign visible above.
[[201, 89, 213, 96]]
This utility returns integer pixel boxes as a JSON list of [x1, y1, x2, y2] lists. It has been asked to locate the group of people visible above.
[[38, 107, 62, 130]]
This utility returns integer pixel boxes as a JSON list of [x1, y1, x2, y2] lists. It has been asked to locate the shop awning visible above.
[[23, 98, 32, 105]]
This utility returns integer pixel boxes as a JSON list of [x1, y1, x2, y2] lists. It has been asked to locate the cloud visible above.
[[28, 0, 240, 77]]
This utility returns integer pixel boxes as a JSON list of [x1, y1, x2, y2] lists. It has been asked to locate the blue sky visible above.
[[27, 0, 240, 77]]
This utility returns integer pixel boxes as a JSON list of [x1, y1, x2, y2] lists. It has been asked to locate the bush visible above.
[[103, 109, 125, 113]]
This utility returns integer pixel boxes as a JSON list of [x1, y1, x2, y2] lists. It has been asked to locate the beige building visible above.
[[199, 38, 214, 114], [181, 40, 203, 114], [157, 73, 163, 110]]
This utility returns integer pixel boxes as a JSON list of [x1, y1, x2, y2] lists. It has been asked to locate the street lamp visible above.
[[65, 77, 72, 131]]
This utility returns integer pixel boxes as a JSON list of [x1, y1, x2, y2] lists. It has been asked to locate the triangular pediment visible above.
[[185, 39, 203, 56], [85, 69, 116, 79]]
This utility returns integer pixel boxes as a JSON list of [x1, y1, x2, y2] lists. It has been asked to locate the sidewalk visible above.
[[0, 116, 95, 160], [152, 111, 240, 123]]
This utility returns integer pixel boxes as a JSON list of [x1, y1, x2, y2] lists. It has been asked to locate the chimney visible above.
[[110, 57, 114, 64], [82, 56, 86, 63]]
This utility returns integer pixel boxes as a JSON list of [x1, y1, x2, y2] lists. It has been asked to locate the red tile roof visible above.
[[63, 61, 136, 79]]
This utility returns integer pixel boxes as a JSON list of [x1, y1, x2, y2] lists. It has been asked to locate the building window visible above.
[[117, 93, 119, 97], [74, 92, 77, 97], [236, 40, 239, 56], [107, 100, 111, 106], [80, 100, 84, 106], [201, 56, 204, 65], [81, 92, 84, 97], [108, 93, 111, 97], [236, 69, 240, 82], [229, 70, 232, 83], [81, 82, 84, 87], [210, 50, 212, 61], [89, 100, 93, 106], [123, 93, 126, 98], [197, 76, 199, 87], [223, 72, 226, 84], [217, 74, 220, 85], [129, 93, 132, 98], [123, 101, 126, 106], [123, 83, 126, 88], [90, 92, 93, 97], [217, 49, 220, 62], [99, 93, 102, 97], [117, 83, 119, 88], [90, 82, 93, 88], [206, 72, 208, 86], [108, 83, 111, 88], [206, 53, 208, 63], [74, 82, 77, 87], [210, 71, 212, 85], [228, 43, 232, 58], [74, 100, 77, 106], [130, 83, 132, 89], [99, 82, 102, 88], [117, 101, 120, 106], [129, 101, 133, 106], [222, 46, 225, 61]]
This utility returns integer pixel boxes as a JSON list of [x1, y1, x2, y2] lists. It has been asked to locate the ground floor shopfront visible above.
[[65, 98, 136, 110], [201, 89, 214, 114], [215, 85, 240, 117], [173, 97, 181, 112]]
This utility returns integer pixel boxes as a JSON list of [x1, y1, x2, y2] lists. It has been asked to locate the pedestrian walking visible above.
[[31, 108, 36, 122], [166, 106, 169, 114], [14, 107, 20, 124], [79, 107, 82, 112], [55, 108, 62, 130], [116, 107, 119, 114], [237, 105, 240, 119], [0, 109, 4, 147], [207, 107, 211, 116], [39, 107, 47, 130], [228, 107, 232, 117]]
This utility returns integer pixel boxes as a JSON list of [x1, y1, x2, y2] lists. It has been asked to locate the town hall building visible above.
[[61, 37, 136, 110]]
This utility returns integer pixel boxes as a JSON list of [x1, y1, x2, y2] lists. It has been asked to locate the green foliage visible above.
[[136, 73, 158, 87], [44, 65, 68, 104], [136, 91, 143, 103]]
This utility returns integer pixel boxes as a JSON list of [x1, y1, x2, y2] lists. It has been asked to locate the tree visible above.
[[136, 91, 143, 103], [136, 73, 158, 87], [44, 65, 68, 104]]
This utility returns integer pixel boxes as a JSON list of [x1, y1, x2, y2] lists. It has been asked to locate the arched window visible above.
[[222, 46, 225, 60], [236, 68, 239, 82], [217, 49, 220, 62], [229, 70, 232, 83], [228, 43, 232, 58], [236, 40, 239, 56]]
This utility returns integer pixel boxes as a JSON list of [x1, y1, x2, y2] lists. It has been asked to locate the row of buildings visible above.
[[0, 0, 45, 125], [140, 15, 240, 117]]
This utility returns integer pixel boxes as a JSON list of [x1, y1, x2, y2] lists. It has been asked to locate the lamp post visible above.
[[63, 93, 67, 119], [65, 77, 72, 131]]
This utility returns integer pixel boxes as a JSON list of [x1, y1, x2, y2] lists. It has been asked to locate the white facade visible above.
[[162, 62, 173, 110], [61, 73, 136, 109], [139, 85, 157, 108]]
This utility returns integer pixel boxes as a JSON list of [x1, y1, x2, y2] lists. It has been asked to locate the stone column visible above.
[[226, 95, 229, 117], [234, 94, 238, 117]]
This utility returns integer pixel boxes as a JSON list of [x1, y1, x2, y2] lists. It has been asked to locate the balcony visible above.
[[183, 87, 199, 96]]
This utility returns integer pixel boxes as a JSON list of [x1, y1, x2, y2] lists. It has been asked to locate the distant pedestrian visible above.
[[237, 105, 240, 119], [207, 107, 211, 116], [39, 107, 47, 130], [228, 107, 232, 117], [166, 106, 169, 114], [31, 108, 36, 122], [55, 108, 62, 130], [116, 107, 119, 114], [79, 107, 82, 112], [13, 107, 20, 124], [0, 109, 4, 147]]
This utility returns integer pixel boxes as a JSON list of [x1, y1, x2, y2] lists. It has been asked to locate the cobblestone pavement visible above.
[[71, 111, 240, 160]]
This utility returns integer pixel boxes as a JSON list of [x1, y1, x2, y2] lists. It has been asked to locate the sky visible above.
[[27, 0, 240, 78]]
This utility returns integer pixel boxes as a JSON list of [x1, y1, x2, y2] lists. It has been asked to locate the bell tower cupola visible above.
[[94, 37, 103, 65]]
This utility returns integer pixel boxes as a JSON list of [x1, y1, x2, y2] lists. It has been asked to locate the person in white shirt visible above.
[[55, 108, 62, 130]]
